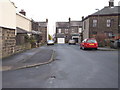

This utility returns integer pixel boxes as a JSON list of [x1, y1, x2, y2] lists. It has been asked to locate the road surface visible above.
[[3, 44, 118, 88]]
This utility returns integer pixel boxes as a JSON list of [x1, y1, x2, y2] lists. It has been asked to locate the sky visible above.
[[10, 0, 120, 35]]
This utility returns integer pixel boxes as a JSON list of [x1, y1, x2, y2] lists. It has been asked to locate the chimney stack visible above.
[[46, 19, 48, 23], [109, 0, 114, 7], [82, 16, 84, 20], [19, 9, 26, 16], [69, 17, 71, 22]]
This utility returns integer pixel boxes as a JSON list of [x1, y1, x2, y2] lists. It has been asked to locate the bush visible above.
[[25, 35, 37, 48]]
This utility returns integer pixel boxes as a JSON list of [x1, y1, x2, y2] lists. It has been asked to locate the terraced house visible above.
[[31, 19, 48, 44], [82, 0, 120, 46], [0, 0, 16, 58], [55, 18, 82, 43], [0, 0, 48, 58]]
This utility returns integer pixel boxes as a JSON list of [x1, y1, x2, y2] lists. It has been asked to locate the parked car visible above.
[[68, 39, 76, 45], [110, 39, 120, 49], [47, 40, 54, 45], [80, 38, 98, 50]]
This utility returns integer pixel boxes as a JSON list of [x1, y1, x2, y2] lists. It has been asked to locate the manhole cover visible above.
[[55, 59, 60, 60]]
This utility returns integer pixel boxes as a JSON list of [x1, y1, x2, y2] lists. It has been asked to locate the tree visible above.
[[96, 33, 107, 47], [48, 34, 52, 40]]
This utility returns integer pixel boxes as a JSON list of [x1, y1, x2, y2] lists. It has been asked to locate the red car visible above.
[[80, 38, 98, 50]]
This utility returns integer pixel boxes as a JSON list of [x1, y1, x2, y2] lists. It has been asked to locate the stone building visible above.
[[31, 19, 48, 44], [16, 12, 32, 44], [56, 18, 82, 43], [82, 0, 120, 46], [31, 20, 42, 44], [0, 0, 16, 58], [38, 19, 48, 44]]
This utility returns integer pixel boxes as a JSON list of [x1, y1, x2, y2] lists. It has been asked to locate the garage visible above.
[[57, 38, 65, 44]]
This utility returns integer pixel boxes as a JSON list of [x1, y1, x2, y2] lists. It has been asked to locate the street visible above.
[[2, 44, 118, 88]]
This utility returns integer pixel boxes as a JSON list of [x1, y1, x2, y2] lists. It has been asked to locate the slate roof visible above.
[[91, 6, 120, 16], [56, 21, 82, 28], [38, 22, 47, 27], [56, 22, 69, 28], [55, 33, 65, 38], [83, 6, 120, 21], [70, 21, 82, 27], [16, 27, 28, 34]]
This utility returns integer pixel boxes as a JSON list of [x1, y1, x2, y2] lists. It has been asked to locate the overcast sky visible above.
[[10, 0, 120, 35]]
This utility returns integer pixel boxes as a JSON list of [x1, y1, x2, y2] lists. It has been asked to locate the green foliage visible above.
[[48, 34, 52, 40], [24, 35, 37, 48]]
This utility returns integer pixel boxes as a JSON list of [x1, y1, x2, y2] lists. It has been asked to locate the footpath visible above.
[[98, 47, 118, 51], [2, 47, 55, 71]]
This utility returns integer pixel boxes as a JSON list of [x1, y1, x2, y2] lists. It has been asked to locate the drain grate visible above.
[[50, 76, 56, 79]]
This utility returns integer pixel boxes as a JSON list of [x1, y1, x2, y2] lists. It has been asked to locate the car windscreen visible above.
[[87, 39, 97, 43], [48, 40, 54, 42]]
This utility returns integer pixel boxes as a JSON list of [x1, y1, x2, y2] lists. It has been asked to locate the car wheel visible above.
[[95, 48, 97, 50], [82, 46, 85, 50], [80, 47, 82, 49]]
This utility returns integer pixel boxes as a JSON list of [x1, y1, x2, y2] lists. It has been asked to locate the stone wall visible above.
[[15, 43, 31, 54], [0, 28, 2, 59], [1, 27, 16, 58], [0, 27, 31, 59]]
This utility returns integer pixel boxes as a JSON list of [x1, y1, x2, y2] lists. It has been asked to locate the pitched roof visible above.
[[55, 33, 65, 38], [56, 22, 69, 28], [91, 6, 120, 16], [70, 21, 82, 27], [16, 27, 28, 34], [83, 6, 120, 21], [38, 22, 47, 27]]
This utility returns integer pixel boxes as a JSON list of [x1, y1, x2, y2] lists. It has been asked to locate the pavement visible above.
[[2, 47, 55, 71], [98, 47, 118, 51]]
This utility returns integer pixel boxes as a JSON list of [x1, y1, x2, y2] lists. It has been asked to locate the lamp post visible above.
[[95, 9, 100, 32]]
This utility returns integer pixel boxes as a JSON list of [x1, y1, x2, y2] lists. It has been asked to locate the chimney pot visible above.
[[82, 16, 84, 20], [109, 0, 114, 7], [69, 17, 71, 22], [19, 9, 26, 16], [46, 19, 48, 23]]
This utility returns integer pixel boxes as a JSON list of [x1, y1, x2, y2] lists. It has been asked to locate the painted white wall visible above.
[[16, 13, 31, 32], [0, 0, 16, 29]]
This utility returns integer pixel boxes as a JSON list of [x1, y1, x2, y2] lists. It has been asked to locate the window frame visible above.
[[92, 19, 97, 27]]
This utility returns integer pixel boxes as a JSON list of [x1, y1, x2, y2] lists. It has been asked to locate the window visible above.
[[58, 29, 61, 33], [79, 28, 82, 33], [104, 31, 113, 38], [65, 29, 68, 34], [92, 31, 97, 34], [87, 39, 97, 43], [71, 29, 74, 33], [83, 21, 86, 29], [93, 19, 97, 27], [107, 19, 111, 27]]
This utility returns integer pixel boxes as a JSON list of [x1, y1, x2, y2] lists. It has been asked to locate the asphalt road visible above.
[[2, 44, 118, 88]]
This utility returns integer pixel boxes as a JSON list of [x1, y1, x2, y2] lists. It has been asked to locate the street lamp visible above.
[[95, 9, 100, 31]]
